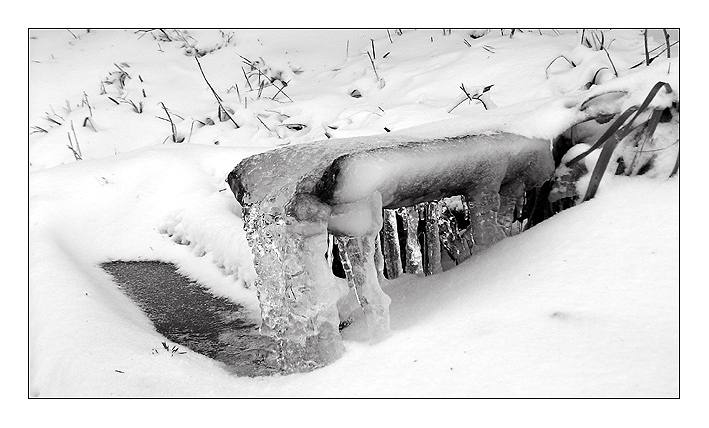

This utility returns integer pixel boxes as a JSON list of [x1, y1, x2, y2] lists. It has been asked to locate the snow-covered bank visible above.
[[29, 144, 678, 396], [29, 29, 679, 398]]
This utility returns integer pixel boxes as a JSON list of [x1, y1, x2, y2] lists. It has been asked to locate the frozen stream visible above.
[[102, 261, 279, 377]]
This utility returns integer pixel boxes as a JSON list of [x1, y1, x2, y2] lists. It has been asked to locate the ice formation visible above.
[[399, 206, 424, 274], [227, 132, 554, 372], [380, 209, 402, 279]]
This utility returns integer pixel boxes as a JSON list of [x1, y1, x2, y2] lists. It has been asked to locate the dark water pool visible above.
[[102, 261, 280, 377]]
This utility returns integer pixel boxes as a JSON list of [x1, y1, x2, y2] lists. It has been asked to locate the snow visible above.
[[27, 28, 681, 404], [321, 133, 553, 207]]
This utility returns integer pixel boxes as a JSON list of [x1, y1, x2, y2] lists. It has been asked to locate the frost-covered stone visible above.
[[227, 131, 554, 372]]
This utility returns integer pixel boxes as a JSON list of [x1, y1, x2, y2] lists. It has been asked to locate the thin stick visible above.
[[626, 108, 663, 175], [70, 120, 82, 158], [448, 84, 491, 113], [663, 29, 671, 59], [158, 29, 172, 42], [159, 102, 177, 142], [649, 39, 677, 54], [366, 51, 380, 81], [241, 67, 253, 91], [257, 68, 275, 87], [643, 29, 650, 66], [629, 41, 679, 69], [82, 92, 93, 117], [669, 147, 679, 178], [270, 81, 293, 102], [579, 89, 628, 111], [461, 83, 488, 110], [371, 39, 376, 60], [591, 67, 608, 85], [256, 116, 272, 132], [603, 47, 618, 76], [188, 120, 196, 143], [545, 55, 576, 79], [387, 30, 393, 43], [83, 117, 97, 132], [114, 62, 131, 79], [257, 80, 264, 99], [194, 56, 239, 128], [67, 133, 82, 160]]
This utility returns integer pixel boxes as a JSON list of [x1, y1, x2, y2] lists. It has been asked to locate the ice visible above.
[[336, 235, 392, 342], [327, 192, 383, 237], [227, 131, 555, 372], [423, 202, 443, 276], [380, 209, 403, 279], [399, 206, 424, 275], [439, 203, 471, 265], [465, 191, 507, 253]]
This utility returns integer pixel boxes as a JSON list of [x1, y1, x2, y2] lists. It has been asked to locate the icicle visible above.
[[326, 233, 334, 268], [498, 180, 526, 237], [243, 198, 345, 373], [423, 201, 443, 276], [399, 206, 423, 274], [374, 234, 385, 284], [380, 209, 403, 279], [466, 190, 506, 253], [438, 203, 470, 265], [459, 196, 475, 256], [336, 235, 392, 342]]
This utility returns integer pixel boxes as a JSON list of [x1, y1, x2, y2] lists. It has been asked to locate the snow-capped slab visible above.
[[226, 131, 555, 373], [230, 132, 554, 215]]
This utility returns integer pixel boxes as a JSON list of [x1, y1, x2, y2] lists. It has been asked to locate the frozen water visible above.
[[423, 202, 443, 276], [240, 197, 345, 372], [380, 209, 403, 279], [399, 206, 424, 275], [227, 131, 555, 372], [438, 203, 470, 265], [336, 235, 392, 342]]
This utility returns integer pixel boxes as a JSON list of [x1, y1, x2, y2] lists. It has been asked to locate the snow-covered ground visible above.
[[27, 27, 681, 408]]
